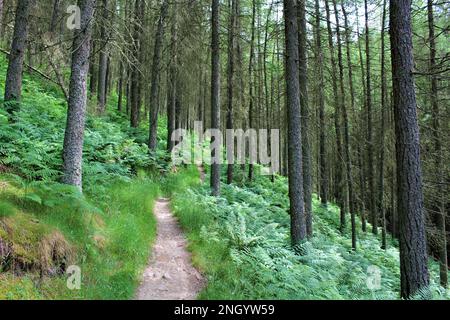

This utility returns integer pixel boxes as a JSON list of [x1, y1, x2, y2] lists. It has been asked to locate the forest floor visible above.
[[135, 197, 205, 300]]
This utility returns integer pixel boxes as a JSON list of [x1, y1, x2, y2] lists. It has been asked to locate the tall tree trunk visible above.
[[334, 0, 356, 249], [89, 38, 97, 99], [106, 55, 112, 98], [175, 81, 182, 130], [210, 0, 221, 196], [356, 3, 367, 232], [276, 22, 284, 177], [298, 0, 312, 237], [4, 0, 35, 110], [379, 0, 388, 250], [263, 2, 273, 180], [226, 0, 237, 184], [390, 0, 430, 299], [427, 0, 447, 288], [325, 0, 345, 232], [126, 69, 131, 115], [118, 61, 124, 112], [314, 0, 328, 206], [248, 0, 256, 181], [284, 0, 306, 245], [149, 0, 169, 151], [341, 0, 358, 248], [97, 0, 108, 114], [62, 0, 96, 192], [136, 0, 146, 122], [364, 0, 377, 235], [130, 0, 141, 128], [167, 3, 177, 152]]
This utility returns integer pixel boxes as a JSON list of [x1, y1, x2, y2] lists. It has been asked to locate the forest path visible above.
[[135, 197, 204, 300]]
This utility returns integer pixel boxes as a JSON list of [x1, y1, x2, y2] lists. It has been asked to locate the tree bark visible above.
[[4, 0, 35, 109], [149, 0, 169, 151], [88, 38, 97, 99], [263, 2, 273, 181], [298, 0, 312, 238], [97, 0, 108, 114], [341, 0, 358, 248], [62, 0, 96, 192], [130, 0, 141, 128], [379, 0, 388, 250], [390, 0, 430, 299], [167, 3, 178, 152], [226, 0, 237, 184], [325, 0, 345, 233], [248, 0, 256, 181], [284, 0, 306, 245], [210, 0, 221, 196], [314, 0, 328, 206], [118, 61, 124, 112], [356, 4, 367, 232], [427, 0, 447, 288], [335, 0, 356, 249], [364, 0, 377, 235]]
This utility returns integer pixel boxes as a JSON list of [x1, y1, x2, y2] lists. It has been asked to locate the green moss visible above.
[[0, 211, 73, 274]]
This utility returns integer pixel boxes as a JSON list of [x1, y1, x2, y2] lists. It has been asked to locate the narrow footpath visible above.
[[135, 167, 206, 300]]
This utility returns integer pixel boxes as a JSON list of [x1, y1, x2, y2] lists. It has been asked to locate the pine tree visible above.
[[4, 0, 36, 112], [390, 0, 430, 298], [210, 0, 221, 196], [62, 0, 96, 191], [284, 0, 306, 244]]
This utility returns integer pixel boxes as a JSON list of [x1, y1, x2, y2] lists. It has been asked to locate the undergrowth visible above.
[[0, 55, 168, 299], [171, 167, 449, 300]]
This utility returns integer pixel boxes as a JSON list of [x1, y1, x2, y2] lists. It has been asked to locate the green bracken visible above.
[[0, 55, 167, 299], [171, 167, 449, 300]]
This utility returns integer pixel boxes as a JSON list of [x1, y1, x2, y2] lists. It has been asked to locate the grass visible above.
[[0, 173, 161, 299]]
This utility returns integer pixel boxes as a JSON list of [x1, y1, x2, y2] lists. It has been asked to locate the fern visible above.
[[173, 175, 449, 300]]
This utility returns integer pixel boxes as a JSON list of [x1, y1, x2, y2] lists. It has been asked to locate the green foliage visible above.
[[0, 173, 160, 299], [0, 55, 165, 299], [172, 170, 450, 300], [0, 55, 170, 185]]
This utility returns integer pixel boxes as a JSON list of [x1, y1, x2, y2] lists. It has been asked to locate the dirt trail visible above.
[[135, 168, 206, 300]]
